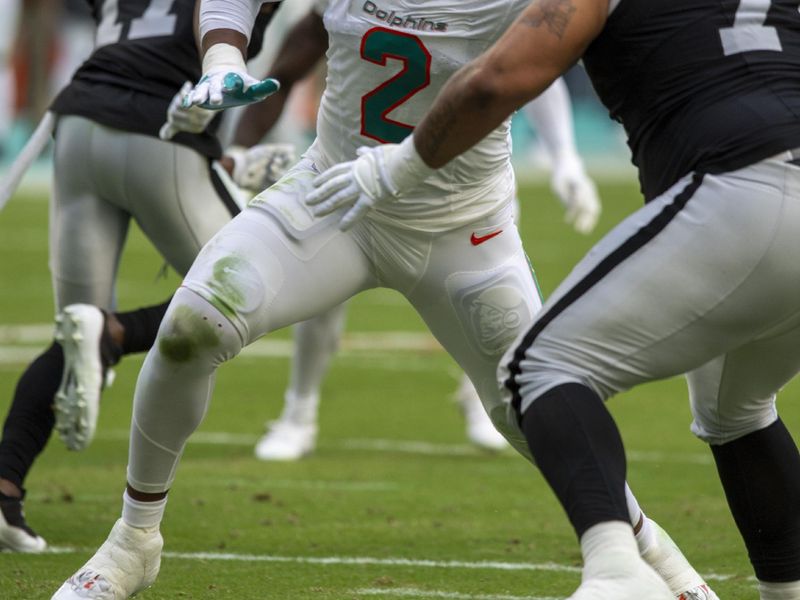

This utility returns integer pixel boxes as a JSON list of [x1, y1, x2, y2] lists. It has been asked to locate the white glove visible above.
[[159, 81, 217, 140], [551, 156, 601, 234], [307, 137, 433, 231], [225, 143, 296, 193], [184, 43, 279, 109], [305, 147, 393, 231]]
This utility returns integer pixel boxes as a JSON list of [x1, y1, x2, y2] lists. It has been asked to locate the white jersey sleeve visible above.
[[522, 78, 578, 165], [305, 0, 529, 232], [199, 0, 281, 42]]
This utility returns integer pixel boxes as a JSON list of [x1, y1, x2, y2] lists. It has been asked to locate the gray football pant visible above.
[[504, 151, 800, 445], [50, 115, 239, 310]]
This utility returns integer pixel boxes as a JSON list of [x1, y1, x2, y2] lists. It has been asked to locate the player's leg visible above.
[[454, 374, 509, 451], [52, 161, 376, 599], [401, 205, 715, 598], [52, 129, 240, 450], [255, 303, 348, 461], [506, 155, 800, 598], [687, 322, 800, 599], [0, 116, 131, 550]]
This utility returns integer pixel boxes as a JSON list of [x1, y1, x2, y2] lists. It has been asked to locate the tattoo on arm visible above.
[[520, 0, 577, 39], [416, 99, 458, 163]]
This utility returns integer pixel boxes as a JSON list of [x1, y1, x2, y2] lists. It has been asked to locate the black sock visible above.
[[0, 343, 63, 490], [521, 383, 628, 538], [711, 419, 800, 582], [115, 298, 171, 355]]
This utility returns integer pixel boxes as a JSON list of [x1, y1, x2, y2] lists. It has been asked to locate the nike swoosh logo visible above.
[[470, 229, 503, 246]]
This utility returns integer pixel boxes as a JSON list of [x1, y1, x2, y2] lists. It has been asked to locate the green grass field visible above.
[[0, 178, 793, 599]]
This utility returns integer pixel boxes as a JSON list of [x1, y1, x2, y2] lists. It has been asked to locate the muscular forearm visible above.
[[412, 0, 605, 168]]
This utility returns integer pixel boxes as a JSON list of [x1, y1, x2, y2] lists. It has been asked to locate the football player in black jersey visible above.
[[0, 0, 286, 553], [302, 0, 800, 598]]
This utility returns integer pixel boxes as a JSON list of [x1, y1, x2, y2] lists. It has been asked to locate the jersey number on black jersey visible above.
[[96, 0, 178, 47], [720, 0, 792, 55]]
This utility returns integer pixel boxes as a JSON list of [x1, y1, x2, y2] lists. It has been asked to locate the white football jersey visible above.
[[306, 0, 528, 232]]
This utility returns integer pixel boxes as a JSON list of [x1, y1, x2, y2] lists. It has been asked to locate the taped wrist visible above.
[[383, 135, 435, 193], [202, 43, 247, 76]]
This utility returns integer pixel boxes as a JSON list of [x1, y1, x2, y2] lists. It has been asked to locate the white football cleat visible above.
[[568, 556, 674, 600], [0, 495, 47, 552], [52, 519, 162, 599], [54, 304, 120, 451], [641, 519, 721, 600], [454, 376, 508, 451], [572, 522, 673, 600], [676, 585, 719, 600], [254, 420, 318, 461]]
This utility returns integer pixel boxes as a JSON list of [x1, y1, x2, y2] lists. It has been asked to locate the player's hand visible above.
[[183, 70, 280, 110], [551, 158, 601, 234], [225, 143, 296, 193], [306, 145, 401, 231], [159, 81, 217, 140]]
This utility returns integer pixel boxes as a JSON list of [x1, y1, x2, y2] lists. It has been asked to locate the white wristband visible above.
[[202, 42, 247, 75], [385, 135, 435, 192]]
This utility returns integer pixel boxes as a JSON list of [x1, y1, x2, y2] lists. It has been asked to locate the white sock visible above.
[[759, 580, 800, 599], [634, 515, 657, 554], [121, 490, 167, 529], [580, 521, 639, 579], [281, 390, 320, 425], [624, 484, 657, 554]]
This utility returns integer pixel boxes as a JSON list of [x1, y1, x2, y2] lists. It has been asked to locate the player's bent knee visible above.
[[690, 399, 779, 445], [157, 288, 244, 367]]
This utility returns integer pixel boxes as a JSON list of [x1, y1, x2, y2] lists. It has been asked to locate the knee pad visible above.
[[156, 288, 244, 368]]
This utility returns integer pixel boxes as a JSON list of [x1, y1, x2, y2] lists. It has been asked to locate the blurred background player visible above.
[[0, 0, 285, 552], [0, 0, 21, 158], [51, 2, 715, 599]]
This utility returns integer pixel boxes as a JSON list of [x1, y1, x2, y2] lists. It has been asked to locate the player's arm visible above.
[[227, 10, 327, 149], [306, 0, 609, 230], [187, 0, 281, 108], [414, 0, 607, 168], [219, 9, 327, 191], [525, 79, 601, 234]]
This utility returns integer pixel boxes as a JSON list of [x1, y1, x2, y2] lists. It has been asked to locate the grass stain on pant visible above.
[[159, 304, 223, 363]]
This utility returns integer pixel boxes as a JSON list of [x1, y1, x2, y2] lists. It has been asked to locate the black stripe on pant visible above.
[[209, 160, 242, 218], [505, 172, 705, 421]]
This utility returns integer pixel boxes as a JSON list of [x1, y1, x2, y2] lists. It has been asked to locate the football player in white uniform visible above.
[[207, 6, 600, 460], [51, 2, 715, 599]]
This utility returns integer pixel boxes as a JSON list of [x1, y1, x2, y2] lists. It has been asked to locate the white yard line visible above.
[[92, 430, 713, 465], [354, 587, 558, 600], [41, 547, 745, 584], [0, 326, 444, 368]]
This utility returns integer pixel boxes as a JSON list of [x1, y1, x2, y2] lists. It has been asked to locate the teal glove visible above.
[[183, 72, 280, 110]]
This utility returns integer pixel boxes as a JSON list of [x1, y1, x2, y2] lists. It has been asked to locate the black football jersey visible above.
[[51, 0, 273, 158], [583, 0, 800, 201]]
